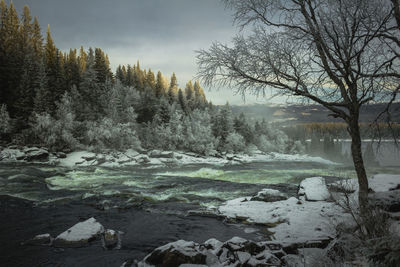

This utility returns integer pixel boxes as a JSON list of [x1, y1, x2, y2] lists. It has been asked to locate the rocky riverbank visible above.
[[0, 146, 336, 168], [130, 174, 400, 266]]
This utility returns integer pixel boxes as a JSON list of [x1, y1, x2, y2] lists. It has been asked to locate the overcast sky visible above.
[[10, 0, 283, 105]]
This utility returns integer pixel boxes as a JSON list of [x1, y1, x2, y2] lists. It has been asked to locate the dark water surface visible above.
[[1, 160, 399, 266]]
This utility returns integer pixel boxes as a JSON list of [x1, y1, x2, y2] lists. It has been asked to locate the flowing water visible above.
[[1, 155, 400, 266]]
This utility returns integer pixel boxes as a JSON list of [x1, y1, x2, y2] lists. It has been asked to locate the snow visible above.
[[153, 240, 200, 257], [369, 174, 400, 192], [298, 177, 330, 201], [330, 173, 400, 193], [55, 217, 104, 242], [253, 188, 288, 201], [58, 151, 96, 167], [217, 174, 400, 243], [1, 146, 338, 168], [33, 233, 51, 239], [0, 148, 25, 161], [218, 196, 347, 242]]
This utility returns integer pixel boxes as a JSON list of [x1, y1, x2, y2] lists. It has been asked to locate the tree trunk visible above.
[[349, 119, 369, 214]]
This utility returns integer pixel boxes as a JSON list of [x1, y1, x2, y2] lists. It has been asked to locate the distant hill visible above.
[[231, 102, 400, 124]]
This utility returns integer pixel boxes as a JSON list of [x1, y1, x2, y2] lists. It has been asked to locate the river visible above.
[[1, 156, 399, 266]]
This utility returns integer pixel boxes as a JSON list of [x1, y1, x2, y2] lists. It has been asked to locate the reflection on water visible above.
[[340, 141, 400, 167]]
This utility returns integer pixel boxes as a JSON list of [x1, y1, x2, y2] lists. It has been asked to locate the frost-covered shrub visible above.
[[85, 118, 140, 151], [222, 132, 246, 153], [256, 134, 278, 152], [31, 112, 80, 151], [0, 104, 11, 134], [255, 127, 292, 153], [31, 93, 81, 150], [287, 140, 306, 154], [184, 109, 217, 155]]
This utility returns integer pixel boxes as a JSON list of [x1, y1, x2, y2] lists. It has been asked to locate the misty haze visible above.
[[0, 1, 400, 267]]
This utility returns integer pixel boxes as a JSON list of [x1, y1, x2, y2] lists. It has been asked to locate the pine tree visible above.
[[167, 73, 178, 103], [185, 81, 194, 110], [79, 48, 104, 120], [33, 59, 51, 114], [115, 65, 125, 84], [125, 64, 134, 87], [178, 89, 187, 113], [155, 70, 167, 97], [133, 61, 144, 91], [0, 1, 23, 116], [145, 69, 156, 90], [213, 102, 234, 145], [78, 46, 87, 74], [64, 48, 80, 91], [94, 48, 112, 84], [194, 80, 206, 109], [31, 17, 42, 57]]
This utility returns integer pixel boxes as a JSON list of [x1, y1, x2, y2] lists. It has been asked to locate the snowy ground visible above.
[[216, 174, 400, 243]]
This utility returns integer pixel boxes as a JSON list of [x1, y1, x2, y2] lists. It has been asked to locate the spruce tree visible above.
[[145, 69, 156, 90], [155, 70, 167, 97], [115, 65, 125, 84], [94, 48, 112, 84], [167, 73, 178, 103], [185, 81, 194, 110], [178, 89, 187, 114]]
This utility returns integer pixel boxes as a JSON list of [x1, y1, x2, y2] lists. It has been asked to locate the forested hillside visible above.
[[0, 1, 303, 155]]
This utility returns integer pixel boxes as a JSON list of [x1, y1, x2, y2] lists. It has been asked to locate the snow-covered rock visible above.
[[0, 148, 26, 161], [23, 233, 53, 246], [298, 177, 330, 201], [251, 188, 288, 202], [24, 148, 49, 161], [101, 229, 122, 250], [53, 217, 104, 247], [148, 150, 174, 158], [58, 151, 95, 167], [137, 237, 283, 267], [218, 196, 346, 242]]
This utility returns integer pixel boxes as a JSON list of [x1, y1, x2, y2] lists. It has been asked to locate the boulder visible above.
[[251, 189, 288, 202], [25, 148, 49, 161], [298, 177, 330, 201], [82, 155, 96, 161], [138, 237, 282, 267], [56, 152, 67, 159], [226, 154, 235, 160], [137, 155, 150, 163], [149, 150, 175, 158], [23, 233, 53, 246], [101, 229, 122, 250], [53, 217, 104, 248], [142, 240, 207, 267]]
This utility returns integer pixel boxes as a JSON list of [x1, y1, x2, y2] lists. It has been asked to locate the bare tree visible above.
[[197, 0, 399, 215]]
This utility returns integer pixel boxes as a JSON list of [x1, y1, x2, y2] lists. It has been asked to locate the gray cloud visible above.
[[10, 0, 277, 105]]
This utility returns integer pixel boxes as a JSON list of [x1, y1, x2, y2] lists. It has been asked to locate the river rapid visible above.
[[1, 159, 399, 266]]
